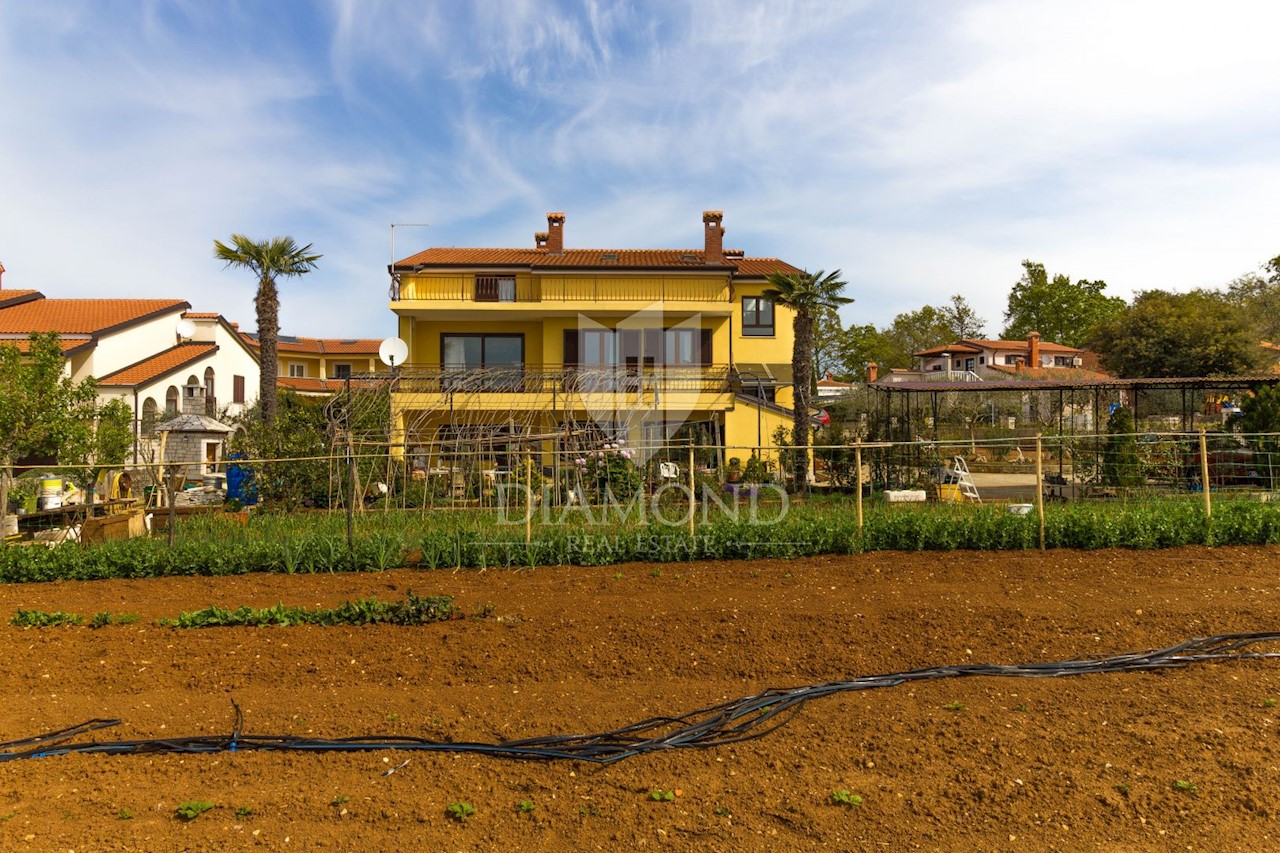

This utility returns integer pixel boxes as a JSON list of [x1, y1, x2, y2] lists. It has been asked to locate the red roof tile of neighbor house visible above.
[[914, 338, 1083, 357], [98, 342, 218, 386], [239, 332, 382, 355], [0, 334, 94, 355], [278, 376, 378, 394], [0, 298, 189, 335], [0, 289, 44, 309], [987, 364, 1114, 381], [816, 372, 853, 387]]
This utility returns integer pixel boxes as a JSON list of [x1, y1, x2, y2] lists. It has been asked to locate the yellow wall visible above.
[[732, 280, 794, 367], [401, 272, 727, 303], [410, 320, 547, 367]]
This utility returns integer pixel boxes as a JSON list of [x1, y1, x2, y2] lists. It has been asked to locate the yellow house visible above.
[[238, 331, 383, 396], [387, 211, 801, 473]]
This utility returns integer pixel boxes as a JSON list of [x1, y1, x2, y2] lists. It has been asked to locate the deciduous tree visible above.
[[1089, 289, 1264, 378], [0, 333, 98, 530], [1002, 260, 1125, 347]]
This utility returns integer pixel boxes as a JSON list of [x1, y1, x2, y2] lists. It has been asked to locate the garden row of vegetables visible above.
[[1, 498, 1278, 584]]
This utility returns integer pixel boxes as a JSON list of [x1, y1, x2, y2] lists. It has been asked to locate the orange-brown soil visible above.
[[2, 546, 1280, 850]]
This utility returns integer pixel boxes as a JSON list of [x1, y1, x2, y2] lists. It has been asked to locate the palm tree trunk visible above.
[[255, 277, 280, 425], [792, 308, 813, 494]]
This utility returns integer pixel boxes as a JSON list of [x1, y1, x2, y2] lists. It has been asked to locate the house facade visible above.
[[0, 287, 260, 452], [238, 332, 383, 396], [386, 211, 801, 472], [905, 333, 1109, 381]]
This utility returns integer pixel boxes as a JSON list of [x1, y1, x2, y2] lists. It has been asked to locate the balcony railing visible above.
[[393, 365, 732, 396], [395, 276, 729, 303]]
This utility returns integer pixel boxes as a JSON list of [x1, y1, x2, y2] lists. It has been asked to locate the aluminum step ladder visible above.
[[952, 456, 981, 502]]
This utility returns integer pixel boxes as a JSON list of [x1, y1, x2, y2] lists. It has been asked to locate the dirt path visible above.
[[2, 546, 1279, 850]]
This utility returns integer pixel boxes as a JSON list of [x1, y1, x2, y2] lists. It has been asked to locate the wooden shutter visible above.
[[233, 375, 245, 404], [562, 329, 579, 367], [699, 329, 713, 365]]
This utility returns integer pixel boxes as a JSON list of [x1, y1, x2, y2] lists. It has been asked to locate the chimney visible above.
[[1027, 331, 1041, 369], [866, 361, 878, 383], [703, 210, 724, 264], [546, 212, 565, 254], [534, 231, 549, 250]]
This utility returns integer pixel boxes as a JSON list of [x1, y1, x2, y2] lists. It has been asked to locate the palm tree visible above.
[[214, 235, 321, 424], [763, 269, 852, 493]]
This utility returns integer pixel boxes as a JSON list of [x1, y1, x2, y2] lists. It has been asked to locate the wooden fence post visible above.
[[1035, 433, 1045, 551], [688, 444, 696, 537], [1199, 429, 1212, 521], [855, 440, 864, 531]]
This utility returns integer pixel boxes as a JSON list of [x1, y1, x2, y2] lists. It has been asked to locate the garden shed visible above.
[[154, 413, 236, 484]]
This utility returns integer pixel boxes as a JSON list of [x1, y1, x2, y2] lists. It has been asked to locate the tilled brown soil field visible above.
[[2, 546, 1280, 850]]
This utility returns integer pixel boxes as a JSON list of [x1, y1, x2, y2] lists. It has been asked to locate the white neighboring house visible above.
[[0, 285, 260, 467]]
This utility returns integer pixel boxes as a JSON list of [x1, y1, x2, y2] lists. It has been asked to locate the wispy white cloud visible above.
[[3, 0, 1279, 344]]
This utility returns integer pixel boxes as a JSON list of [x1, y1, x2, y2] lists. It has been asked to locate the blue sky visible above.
[[3, 0, 1280, 340]]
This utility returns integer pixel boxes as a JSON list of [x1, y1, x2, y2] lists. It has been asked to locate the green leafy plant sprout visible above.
[[1172, 780, 1197, 795], [331, 795, 349, 806], [235, 806, 253, 819], [612, 572, 623, 580], [943, 701, 965, 712], [175, 800, 214, 821], [650, 568, 661, 578], [1264, 698, 1277, 708], [829, 789, 863, 807], [385, 713, 399, 721], [1114, 783, 1129, 796], [649, 789, 675, 802], [713, 806, 732, 816], [0, 811, 17, 822], [1013, 703, 1029, 712], [446, 801, 476, 822], [515, 799, 535, 814], [10, 609, 83, 627]]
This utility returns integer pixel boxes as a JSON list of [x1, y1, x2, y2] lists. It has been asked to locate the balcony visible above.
[[395, 275, 729, 304], [394, 365, 731, 396]]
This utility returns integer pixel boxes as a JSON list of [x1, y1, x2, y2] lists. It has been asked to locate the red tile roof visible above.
[[915, 338, 1083, 357], [0, 289, 43, 309], [240, 332, 382, 355], [732, 258, 804, 277], [182, 312, 222, 320], [98, 343, 218, 387], [0, 334, 94, 355], [394, 247, 802, 277], [0, 297, 189, 335], [987, 365, 1114, 381], [277, 376, 378, 394]]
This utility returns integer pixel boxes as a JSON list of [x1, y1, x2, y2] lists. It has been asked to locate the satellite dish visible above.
[[379, 337, 409, 368], [175, 318, 196, 340]]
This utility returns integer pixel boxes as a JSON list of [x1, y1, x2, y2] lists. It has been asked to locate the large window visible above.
[[442, 334, 524, 390], [332, 363, 352, 379], [742, 296, 774, 336]]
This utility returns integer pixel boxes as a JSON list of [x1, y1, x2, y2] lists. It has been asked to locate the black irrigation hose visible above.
[[4, 632, 1279, 765]]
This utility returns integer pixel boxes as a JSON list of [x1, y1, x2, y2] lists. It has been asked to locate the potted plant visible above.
[[726, 457, 743, 484]]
